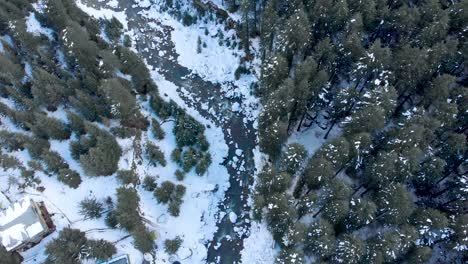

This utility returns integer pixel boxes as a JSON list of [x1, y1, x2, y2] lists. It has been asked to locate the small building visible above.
[[0, 197, 55, 252], [99, 254, 130, 264]]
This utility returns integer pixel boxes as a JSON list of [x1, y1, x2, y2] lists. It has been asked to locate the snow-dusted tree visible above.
[[260, 54, 289, 96], [281, 222, 306, 247], [45, 228, 116, 263], [77, 124, 122, 176], [257, 166, 292, 194], [346, 132, 372, 174], [304, 219, 336, 259], [31, 113, 71, 140], [296, 156, 334, 194], [343, 198, 376, 231], [413, 156, 446, 193], [296, 192, 317, 219], [143, 175, 157, 191], [151, 119, 165, 140], [451, 214, 468, 253], [98, 78, 137, 120], [369, 225, 418, 262], [323, 199, 349, 225], [154, 181, 175, 204], [410, 208, 449, 246], [57, 168, 82, 189], [343, 105, 386, 136], [79, 197, 104, 219], [315, 137, 350, 171], [31, 68, 68, 110], [275, 247, 304, 264], [265, 194, 296, 243], [331, 234, 365, 264], [408, 246, 433, 264], [278, 5, 310, 56], [86, 239, 116, 261], [280, 143, 307, 174], [374, 183, 414, 225]]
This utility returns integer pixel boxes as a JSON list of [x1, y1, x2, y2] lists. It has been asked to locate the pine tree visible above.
[[375, 183, 414, 225], [79, 197, 104, 219], [164, 236, 182, 255], [131, 224, 154, 253], [0, 245, 21, 264], [115, 187, 141, 231], [146, 142, 166, 167], [98, 78, 137, 120], [304, 219, 335, 259], [331, 234, 365, 264]]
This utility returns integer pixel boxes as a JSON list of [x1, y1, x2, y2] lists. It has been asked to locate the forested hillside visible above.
[[233, 0, 467, 263], [0, 0, 215, 262]]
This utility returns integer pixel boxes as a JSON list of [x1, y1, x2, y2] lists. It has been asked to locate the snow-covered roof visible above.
[[100, 254, 130, 264], [0, 197, 47, 251]]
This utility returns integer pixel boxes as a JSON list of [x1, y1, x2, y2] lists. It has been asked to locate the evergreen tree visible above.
[[375, 183, 414, 225], [0, 245, 21, 264], [164, 236, 182, 255], [280, 143, 307, 174], [304, 219, 335, 259], [145, 142, 166, 167], [131, 224, 154, 253], [79, 197, 104, 219], [115, 187, 141, 231], [331, 234, 365, 264]]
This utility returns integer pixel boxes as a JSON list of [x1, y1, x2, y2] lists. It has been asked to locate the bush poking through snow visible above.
[[164, 236, 182, 255], [154, 181, 186, 217], [79, 197, 104, 219], [175, 169, 185, 181], [154, 181, 175, 204]]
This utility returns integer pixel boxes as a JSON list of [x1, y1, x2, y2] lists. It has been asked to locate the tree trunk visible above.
[[352, 184, 364, 196], [313, 204, 325, 218], [297, 111, 306, 132], [323, 121, 336, 139]]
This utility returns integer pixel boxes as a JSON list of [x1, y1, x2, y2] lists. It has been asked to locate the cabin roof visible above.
[[0, 197, 47, 251]]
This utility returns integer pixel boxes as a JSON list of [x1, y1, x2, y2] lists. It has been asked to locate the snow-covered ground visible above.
[[133, 0, 261, 122], [0, 1, 235, 264]]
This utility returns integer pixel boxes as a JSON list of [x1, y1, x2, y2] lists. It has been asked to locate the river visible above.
[[83, 1, 258, 263]]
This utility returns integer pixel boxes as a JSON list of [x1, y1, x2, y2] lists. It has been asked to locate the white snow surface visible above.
[[136, 0, 261, 122], [25, 12, 54, 40], [240, 221, 277, 264], [75, 0, 128, 29]]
